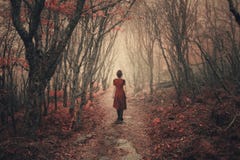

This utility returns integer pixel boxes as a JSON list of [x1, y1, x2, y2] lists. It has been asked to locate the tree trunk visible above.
[[149, 66, 154, 95], [63, 83, 68, 107], [43, 91, 47, 116], [54, 82, 58, 111], [90, 84, 93, 101], [24, 48, 50, 134], [25, 70, 45, 134]]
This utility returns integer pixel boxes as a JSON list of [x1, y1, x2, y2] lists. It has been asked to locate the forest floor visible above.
[[1, 86, 240, 159]]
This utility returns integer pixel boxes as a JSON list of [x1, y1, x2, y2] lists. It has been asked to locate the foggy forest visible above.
[[1, 0, 240, 159]]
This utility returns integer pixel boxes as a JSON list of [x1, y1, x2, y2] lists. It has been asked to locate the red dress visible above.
[[113, 78, 127, 110]]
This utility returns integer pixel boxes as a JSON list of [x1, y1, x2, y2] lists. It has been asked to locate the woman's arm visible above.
[[123, 80, 127, 97], [112, 87, 116, 98], [112, 79, 116, 98]]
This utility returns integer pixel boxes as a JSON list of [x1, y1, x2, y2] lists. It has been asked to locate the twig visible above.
[[224, 113, 240, 131]]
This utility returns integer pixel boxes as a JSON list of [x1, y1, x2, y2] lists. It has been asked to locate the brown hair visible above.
[[116, 70, 123, 78]]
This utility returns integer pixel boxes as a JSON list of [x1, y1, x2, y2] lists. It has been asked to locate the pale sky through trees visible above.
[[111, 27, 130, 82]]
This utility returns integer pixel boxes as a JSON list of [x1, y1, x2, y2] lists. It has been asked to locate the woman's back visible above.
[[113, 78, 126, 110], [114, 78, 125, 92]]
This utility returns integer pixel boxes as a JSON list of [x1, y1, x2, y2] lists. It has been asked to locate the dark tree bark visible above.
[[228, 0, 240, 25]]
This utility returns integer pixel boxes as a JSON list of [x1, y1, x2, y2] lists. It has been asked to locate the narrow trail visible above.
[[78, 88, 152, 160]]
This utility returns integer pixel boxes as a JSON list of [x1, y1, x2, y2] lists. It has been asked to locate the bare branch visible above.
[[10, 0, 30, 44]]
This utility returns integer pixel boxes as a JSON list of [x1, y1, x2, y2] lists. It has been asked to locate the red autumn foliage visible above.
[[49, 90, 64, 98], [0, 94, 105, 160], [96, 10, 106, 17], [45, 0, 76, 17], [147, 85, 240, 159], [112, 26, 122, 31], [152, 117, 160, 126], [41, 19, 54, 28], [0, 57, 29, 69]]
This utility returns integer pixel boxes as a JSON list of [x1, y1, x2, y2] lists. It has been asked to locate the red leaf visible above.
[[152, 118, 161, 126]]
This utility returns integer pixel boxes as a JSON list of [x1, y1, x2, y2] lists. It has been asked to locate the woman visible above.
[[113, 70, 127, 123]]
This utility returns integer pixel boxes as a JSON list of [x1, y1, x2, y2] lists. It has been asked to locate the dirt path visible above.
[[76, 88, 152, 160]]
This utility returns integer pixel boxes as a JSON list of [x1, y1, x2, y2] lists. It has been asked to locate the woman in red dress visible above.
[[113, 70, 127, 123]]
